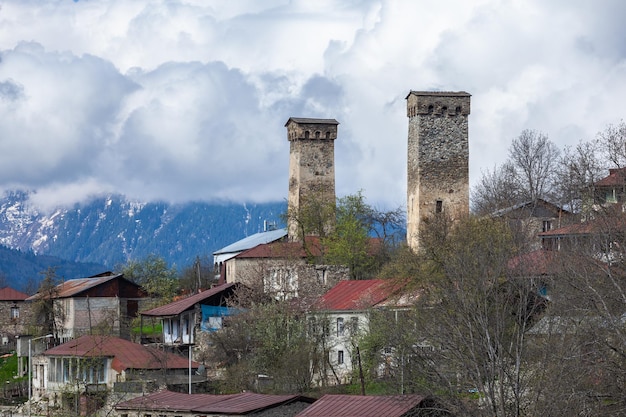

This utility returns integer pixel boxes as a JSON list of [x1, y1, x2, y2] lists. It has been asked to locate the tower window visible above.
[[315, 131, 320, 138], [436, 200, 443, 213], [305, 131, 310, 139], [442, 106, 448, 115], [325, 131, 330, 139], [428, 104, 434, 113]]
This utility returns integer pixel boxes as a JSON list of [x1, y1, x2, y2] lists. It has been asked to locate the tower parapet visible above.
[[406, 91, 471, 252]]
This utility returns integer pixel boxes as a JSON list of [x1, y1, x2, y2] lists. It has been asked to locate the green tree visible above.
[[118, 255, 179, 303], [208, 295, 317, 394], [30, 267, 64, 338]]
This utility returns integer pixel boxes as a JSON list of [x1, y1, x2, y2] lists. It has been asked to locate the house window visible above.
[[350, 317, 359, 334], [435, 200, 443, 213], [542, 220, 552, 232], [338, 350, 344, 365], [337, 318, 344, 336], [10, 306, 19, 319]]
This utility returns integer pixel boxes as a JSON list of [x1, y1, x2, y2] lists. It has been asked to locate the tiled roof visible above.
[[140, 283, 239, 317], [25, 272, 139, 300], [295, 394, 426, 417], [0, 287, 29, 301], [115, 389, 314, 414], [595, 167, 626, 187], [44, 335, 197, 372], [314, 279, 406, 311]]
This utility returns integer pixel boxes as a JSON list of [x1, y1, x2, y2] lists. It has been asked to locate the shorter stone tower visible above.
[[406, 91, 471, 252], [285, 117, 339, 241]]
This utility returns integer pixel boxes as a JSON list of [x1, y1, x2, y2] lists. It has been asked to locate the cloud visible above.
[[0, 0, 625, 211]]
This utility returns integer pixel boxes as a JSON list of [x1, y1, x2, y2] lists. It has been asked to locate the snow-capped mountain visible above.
[[0, 190, 286, 270]]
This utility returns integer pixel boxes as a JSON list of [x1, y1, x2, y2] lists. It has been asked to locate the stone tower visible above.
[[285, 117, 339, 241], [406, 91, 471, 251]]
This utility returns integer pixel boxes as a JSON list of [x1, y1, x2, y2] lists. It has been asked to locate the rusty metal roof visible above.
[[295, 394, 426, 417], [0, 287, 29, 301], [314, 279, 406, 311], [44, 335, 197, 372], [115, 389, 315, 414], [141, 282, 239, 317], [25, 272, 140, 300]]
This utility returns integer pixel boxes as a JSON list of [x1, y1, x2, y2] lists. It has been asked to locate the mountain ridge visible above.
[[0, 191, 286, 289]]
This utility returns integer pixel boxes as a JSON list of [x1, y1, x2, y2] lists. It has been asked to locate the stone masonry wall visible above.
[[407, 91, 471, 251], [286, 119, 338, 241]]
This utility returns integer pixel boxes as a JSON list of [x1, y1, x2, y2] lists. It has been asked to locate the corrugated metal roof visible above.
[[314, 280, 402, 311], [141, 282, 239, 317], [25, 273, 136, 300], [295, 394, 425, 417], [115, 389, 314, 414], [0, 287, 29, 301], [44, 335, 197, 372], [213, 229, 288, 263], [235, 236, 323, 259]]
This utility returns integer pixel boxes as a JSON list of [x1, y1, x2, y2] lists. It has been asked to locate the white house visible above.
[[309, 279, 414, 385]]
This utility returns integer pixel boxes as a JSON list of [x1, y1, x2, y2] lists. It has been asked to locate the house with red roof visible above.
[[309, 279, 416, 386], [223, 236, 350, 302], [26, 271, 148, 343], [33, 335, 199, 415], [112, 389, 315, 417], [139, 282, 241, 370], [0, 286, 31, 346], [294, 393, 452, 417]]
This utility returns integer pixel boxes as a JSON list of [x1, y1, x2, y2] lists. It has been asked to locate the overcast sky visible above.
[[1, 0, 625, 211]]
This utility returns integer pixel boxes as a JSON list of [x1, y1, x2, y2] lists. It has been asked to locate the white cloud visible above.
[[0, 0, 625, 211]]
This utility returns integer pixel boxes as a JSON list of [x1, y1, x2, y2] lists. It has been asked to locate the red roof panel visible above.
[[0, 287, 29, 301], [44, 335, 197, 372], [295, 394, 426, 417], [115, 389, 314, 414], [314, 279, 403, 311]]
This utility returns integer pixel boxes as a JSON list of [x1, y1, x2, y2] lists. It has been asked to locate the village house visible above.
[[490, 198, 573, 250], [139, 282, 241, 372], [113, 389, 315, 417], [221, 236, 349, 302], [308, 279, 415, 385], [25, 271, 149, 343], [32, 334, 198, 416], [213, 228, 288, 284], [0, 286, 31, 349]]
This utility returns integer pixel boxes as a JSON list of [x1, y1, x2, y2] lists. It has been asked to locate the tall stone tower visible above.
[[285, 117, 339, 241], [406, 91, 471, 251]]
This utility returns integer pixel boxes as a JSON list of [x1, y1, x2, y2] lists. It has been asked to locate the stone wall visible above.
[[286, 118, 338, 241], [406, 91, 471, 251]]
